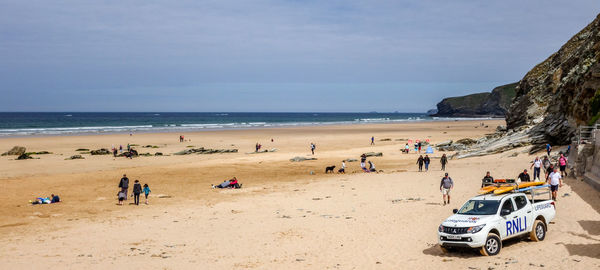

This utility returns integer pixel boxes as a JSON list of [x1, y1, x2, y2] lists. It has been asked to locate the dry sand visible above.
[[0, 120, 599, 269]]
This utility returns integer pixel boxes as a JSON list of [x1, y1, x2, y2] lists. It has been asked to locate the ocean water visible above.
[[0, 112, 489, 137]]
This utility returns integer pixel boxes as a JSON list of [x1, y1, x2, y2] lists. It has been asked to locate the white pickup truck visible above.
[[437, 191, 556, 256]]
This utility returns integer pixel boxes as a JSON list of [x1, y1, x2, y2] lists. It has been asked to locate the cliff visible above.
[[434, 83, 517, 117], [453, 14, 600, 159], [506, 14, 600, 145]]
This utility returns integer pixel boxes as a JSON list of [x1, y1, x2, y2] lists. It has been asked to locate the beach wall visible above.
[[583, 130, 600, 190]]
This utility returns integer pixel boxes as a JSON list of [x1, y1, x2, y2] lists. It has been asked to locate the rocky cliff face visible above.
[[434, 83, 517, 117], [506, 14, 600, 145]]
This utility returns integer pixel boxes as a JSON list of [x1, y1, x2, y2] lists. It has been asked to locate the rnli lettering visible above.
[[506, 216, 527, 235]]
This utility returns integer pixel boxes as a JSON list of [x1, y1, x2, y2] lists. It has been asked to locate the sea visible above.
[[0, 112, 493, 137]]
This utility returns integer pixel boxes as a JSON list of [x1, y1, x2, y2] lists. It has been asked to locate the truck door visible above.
[[498, 198, 516, 239], [512, 195, 532, 234]]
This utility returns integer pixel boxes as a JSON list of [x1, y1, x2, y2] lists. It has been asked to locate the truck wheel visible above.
[[530, 220, 546, 242], [479, 233, 501, 256]]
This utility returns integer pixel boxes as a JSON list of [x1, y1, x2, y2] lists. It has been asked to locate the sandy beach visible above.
[[1, 120, 599, 269]]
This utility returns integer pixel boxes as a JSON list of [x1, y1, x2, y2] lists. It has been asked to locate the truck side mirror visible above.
[[452, 209, 458, 214], [501, 209, 511, 216]]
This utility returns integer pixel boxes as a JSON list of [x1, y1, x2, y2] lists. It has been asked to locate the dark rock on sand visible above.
[[65, 155, 84, 160], [2, 146, 26, 156], [75, 148, 89, 151], [174, 147, 238, 155], [455, 138, 477, 145], [26, 151, 52, 155], [90, 148, 111, 155], [16, 153, 33, 160], [155, 152, 163, 156], [290, 156, 318, 162], [362, 152, 383, 157], [379, 138, 392, 141]]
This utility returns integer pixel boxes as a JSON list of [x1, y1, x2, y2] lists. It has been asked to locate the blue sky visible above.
[[1, 1, 598, 112]]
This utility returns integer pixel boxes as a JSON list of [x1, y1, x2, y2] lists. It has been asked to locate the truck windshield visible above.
[[457, 200, 501, 215]]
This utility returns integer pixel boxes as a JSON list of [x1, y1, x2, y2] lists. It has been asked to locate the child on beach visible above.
[[117, 190, 126, 205], [143, 184, 151, 204], [339, 161, 346, 173]]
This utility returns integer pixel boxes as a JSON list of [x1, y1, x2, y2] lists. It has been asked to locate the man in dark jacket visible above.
[[481, 171, 494, 187], [119, 174, 129, 200], [416, 155, 424, 172], [440, 154, 448, 171], [518, 169, 531, 182], [132, 180, 142, 205]]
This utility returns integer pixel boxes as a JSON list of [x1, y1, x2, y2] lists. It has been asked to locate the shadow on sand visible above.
[[422, 237, 528, 258]]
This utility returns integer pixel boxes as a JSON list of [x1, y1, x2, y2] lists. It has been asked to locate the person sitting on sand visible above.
[[213, 180, 230, 189], [51, 194, 60, 203], [360, 161, 369, 173], [518, 169, 531, 182], [481, 171, 494, 187], [404, 143, 410, 153], [228, 177, 241, 189], [368, 160, 376, 172]]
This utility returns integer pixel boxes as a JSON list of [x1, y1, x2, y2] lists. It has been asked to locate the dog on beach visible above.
[[325, 166, 336, 174]]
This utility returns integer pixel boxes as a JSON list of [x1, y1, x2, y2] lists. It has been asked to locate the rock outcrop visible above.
[[290, 156, 317, 162], [434, 83, 517, 117], [90, 148, 111, 155], [173, 147, 238, 155], [2, 146, 26, 156], [454, 14, 600, 158], [506, 14, 600, 145]]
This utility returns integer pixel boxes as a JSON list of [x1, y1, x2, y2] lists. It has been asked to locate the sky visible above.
[[1, 1, 598, 112]]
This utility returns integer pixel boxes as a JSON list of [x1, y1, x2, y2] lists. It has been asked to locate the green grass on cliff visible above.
[[444, 92, 490, 109], [494, 82, 518, 108]]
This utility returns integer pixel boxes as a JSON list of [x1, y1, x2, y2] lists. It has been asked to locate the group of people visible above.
[[416, 154, 448, 172], [212, 177, 242, 189], [359, 154, 378, 173], [118, 174, 151, 205]]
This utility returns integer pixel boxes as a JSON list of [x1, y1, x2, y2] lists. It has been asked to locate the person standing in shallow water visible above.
[[440, 154, 448, 171]]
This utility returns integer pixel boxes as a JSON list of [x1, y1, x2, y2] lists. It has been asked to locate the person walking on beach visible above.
[[404, 143, 410, 153], [132, 180, 142, 205], [119, 145, 123, 154], [339, 161, 346, 173], [418, 141, 422, 153], [547, 167, 562, 201], [530, 157, 542, 181], [371, 136, 375, 145], [558, 153, 568, 177], [127, 143, 131, 152], [545, 164, 555, 181], [117, 190, 126, 205], [424, 155, 431, 171], [113, 148, 118, 157], [143, 184, 151, 204], [417, 155, 424, 172], [546, 143, 552, 157], [440, 154, 448, 171], [440, 173, 453, 206], [310, 143, 316, 155], [518, 169, 531, 182], [119, 174, 129, 199], [255, 143, 259, 152]]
